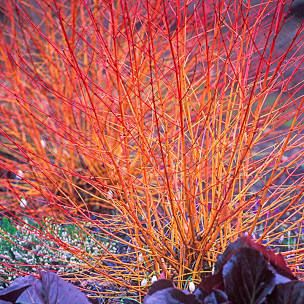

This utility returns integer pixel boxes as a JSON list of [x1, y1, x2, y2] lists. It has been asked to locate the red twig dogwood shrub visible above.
[[0, 0, 303, 300]]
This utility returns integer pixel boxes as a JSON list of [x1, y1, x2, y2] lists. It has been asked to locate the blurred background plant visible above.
[[0, 0, 304, 302]]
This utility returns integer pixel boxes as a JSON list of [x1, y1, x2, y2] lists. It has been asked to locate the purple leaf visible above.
[[267, 281, 304, 304], [215, 237, 296, 280], [38, 271, 91, 304], [144, 279, 200, 304], [15, 275, 46, 304], [195, 273, 224, 294], [194, 272, 225, 303], [2, 271, 92, 304], [0, 275, 36, 303], [203, 289, 231, 304], [223, 247, 275, 304], [0, 285, 30, 303]]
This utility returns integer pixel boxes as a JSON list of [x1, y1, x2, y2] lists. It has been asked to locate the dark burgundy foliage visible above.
[[222, 248, 275, 304], [214, 237, 296, 280], [0, 275, 37, 303], [0, 271, 91, 304], [146, 279, 174, 296], [143, 279, 200, 304], [202, 289, 231, 304], [266, 281, 304, 304], [196, 273, 224, 295], [0, 284, 31, 302]]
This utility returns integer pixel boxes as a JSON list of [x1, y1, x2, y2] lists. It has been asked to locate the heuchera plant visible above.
[[1, 237, 303, 304], [144, 237, 304, 304], [0, 271, 91, 304]]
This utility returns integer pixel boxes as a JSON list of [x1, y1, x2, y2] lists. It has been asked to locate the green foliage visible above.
[[1, 217, 17, 235], [0, 217, 100, 286]]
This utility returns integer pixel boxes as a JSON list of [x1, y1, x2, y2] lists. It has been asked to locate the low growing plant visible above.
[[0, 237, 303, 304]]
